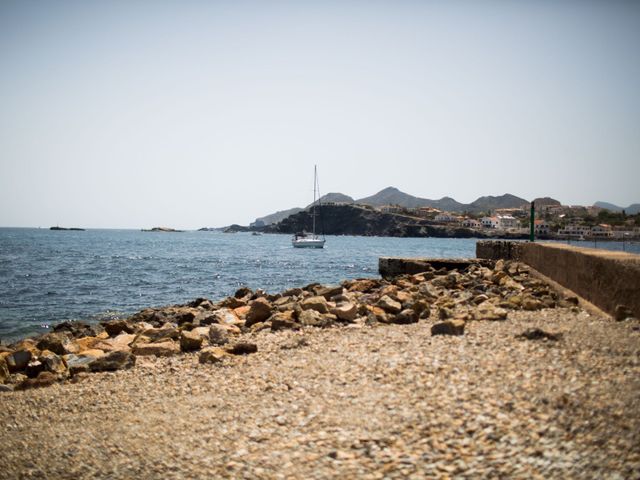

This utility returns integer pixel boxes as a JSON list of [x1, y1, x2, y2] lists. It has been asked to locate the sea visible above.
[[1, 228, 638, 342]]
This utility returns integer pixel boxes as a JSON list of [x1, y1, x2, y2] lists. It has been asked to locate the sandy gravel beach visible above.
[[1, 305, 639, 479]]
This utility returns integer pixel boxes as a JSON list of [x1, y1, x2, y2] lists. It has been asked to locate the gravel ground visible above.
[[1, 307, 639, 479]]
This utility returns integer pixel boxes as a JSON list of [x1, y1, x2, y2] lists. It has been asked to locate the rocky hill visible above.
[[468, 194, 529, 212], [251, 208, 304, 227]]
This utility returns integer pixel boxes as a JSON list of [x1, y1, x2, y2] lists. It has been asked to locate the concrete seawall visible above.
[[476, 241, 640, 320]]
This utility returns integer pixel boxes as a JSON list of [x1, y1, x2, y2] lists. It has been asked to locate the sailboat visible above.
[[292, 166, 326, 248]]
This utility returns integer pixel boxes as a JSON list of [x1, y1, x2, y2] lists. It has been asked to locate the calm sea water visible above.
[[1, 228, 638, 342], [0, 228, 475, 341]]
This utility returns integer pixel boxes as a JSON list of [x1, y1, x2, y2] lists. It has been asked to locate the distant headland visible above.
[[141, 227, 184, 233], [50, 226, 85, 231]]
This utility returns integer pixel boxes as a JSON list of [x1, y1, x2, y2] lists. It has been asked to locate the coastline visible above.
[[1, 258, 639, 477]]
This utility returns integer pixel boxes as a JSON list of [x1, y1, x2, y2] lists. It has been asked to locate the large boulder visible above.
[[270, 312, 298, 331], [245, 298, 273, 326], [330, 303, 358, 322], [102, 319, 135, 337], [180, 330, 203, 352], [36, 333, 78, 356], [6, 349, 32, 373], [300, 296, 330, 314], [376, 295, 402, 314], [316, 285, 344, 301], [64, 353, 98, 375], [213, 308, 243, 326]]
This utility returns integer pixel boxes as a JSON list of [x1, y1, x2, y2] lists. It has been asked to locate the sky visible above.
[[1, 0, 639, 229]]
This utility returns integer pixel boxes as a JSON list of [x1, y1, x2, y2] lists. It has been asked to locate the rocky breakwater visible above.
[[0, 258, 580, 392]]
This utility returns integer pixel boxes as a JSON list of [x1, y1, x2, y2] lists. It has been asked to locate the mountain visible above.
[[308, 192, 354, 208], [594, 201, 640, 215], [468, 194, 529, 213], [250, 207, 304, 227], [355, 187, 466, 211], [532, 197, 561, 207]]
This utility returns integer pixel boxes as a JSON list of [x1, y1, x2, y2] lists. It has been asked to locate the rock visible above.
[[139, 325, 180, 342], [53, 320, 104, 338], [413, 299, 431, 318], [331, 303, 358, 322], [438, 307, 453, 320], [25, 360, 45, 378], [475, 305, 508, 321], [0, 356, 9, 383], [270, 312, 298, 331], [522, 297, 544, 311], [615, 305, 634, 321], [234, 286, 253, 299], [208, 325, 230, 346], [6, 349, 32, 373], [418, 283, 439, 301], [300, 296, 330, 314], [282, 287, 303, 297], [344, 278, 380, 293], [214, 308, 243, 326], [316, 285, 344, 300], [516, 328, 562, 341], [376, 295, 402, 314], [220, 296, 246, 309], [298, 309, 325, 327], [199, 347, 229, 364], [36, 332, 78, 356], [15, 371, 58, 390], [226, 342, 258, 355], [63, 354, 97, 375], [173, 309, 197, 326], [245, 298, 273, 326], [431, 320, 466, 336], [89, 350, 136, 372], [180, 330, 203, 352], [111, 333, 136, 350], [473, 294, 489, 305], [187, 297, 215, 309], [102, 319, 134, 336], [132, 341, 180, 357], [392, 308, 418, 325]]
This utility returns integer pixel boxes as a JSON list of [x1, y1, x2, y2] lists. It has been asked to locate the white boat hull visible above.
[[292, 237, 325, 248]]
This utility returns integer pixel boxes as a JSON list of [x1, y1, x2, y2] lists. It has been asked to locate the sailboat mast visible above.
[[312, 165, 317, 236]]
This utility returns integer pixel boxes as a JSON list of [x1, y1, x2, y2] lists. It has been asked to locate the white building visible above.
[[481, 217, 500, 229], [591, 224, 614, 238], [534, 220, 550, 235], [558, 224, 591, 238], [434, 213, 457, 223], [497, 215, 519, 229], [462, 218, 481, 228]]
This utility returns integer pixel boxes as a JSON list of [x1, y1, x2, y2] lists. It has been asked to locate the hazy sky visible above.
[[1, 1, 639, 229]]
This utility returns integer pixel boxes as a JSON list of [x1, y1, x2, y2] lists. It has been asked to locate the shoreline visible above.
[[1, 257, 639, 477]]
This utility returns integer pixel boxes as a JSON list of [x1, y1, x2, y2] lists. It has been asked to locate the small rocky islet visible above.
[[1, 259, 571, 391], [1, 259, 639, 478]]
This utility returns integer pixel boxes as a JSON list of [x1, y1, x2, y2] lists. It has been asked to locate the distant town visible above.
[[374, 202, 640, 240]]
